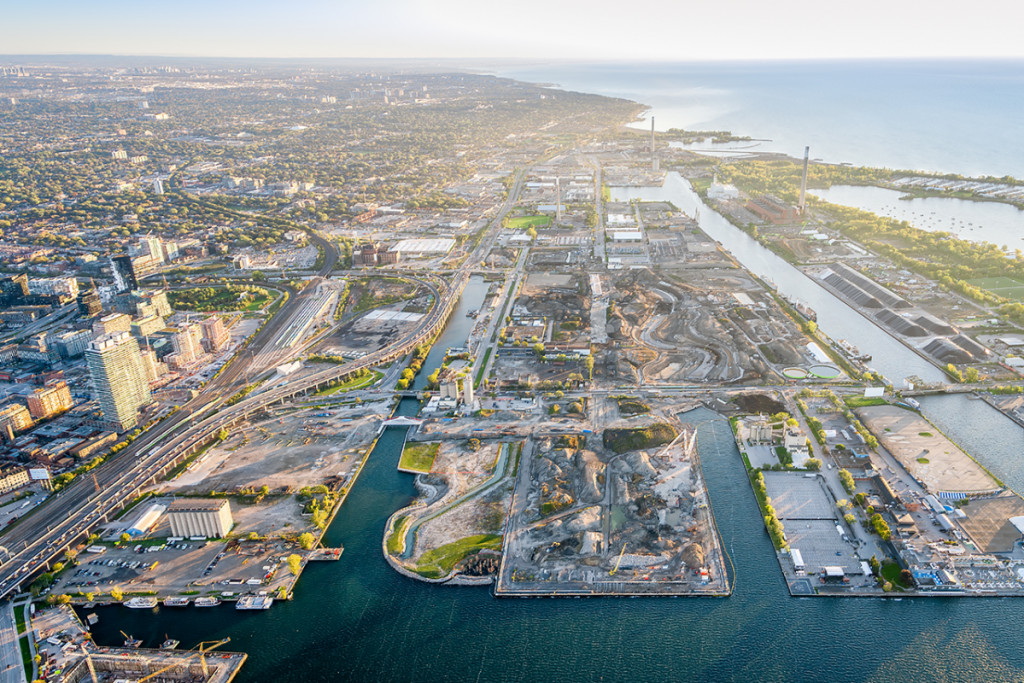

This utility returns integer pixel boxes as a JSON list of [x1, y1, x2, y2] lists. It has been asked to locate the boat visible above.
[[122, 634, 142, 648], [85, 613, 98, 626], [308, 546, 344, 561], [160, 638, 180, 650], [124, 597, 158, 609], [194, 597, 221, 607], [162, 597, 190, 607], [236, 594, 274, 610]]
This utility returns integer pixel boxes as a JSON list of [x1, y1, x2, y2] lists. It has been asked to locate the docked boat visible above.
[[85, 613, 98, 626], [160, 638, 180, 650], [308, 546, 344, 561], [236, 594, 274, 610], [162, 597, 190, 607], [194, 597, 221, 607], [124, 597, 158, 609], [122, 634, 142, 648]]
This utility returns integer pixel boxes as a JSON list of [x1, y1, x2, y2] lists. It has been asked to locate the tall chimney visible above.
[[798, 146, 810, 214]]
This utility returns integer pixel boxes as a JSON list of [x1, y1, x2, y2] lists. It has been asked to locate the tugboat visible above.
[[160, 636, 180, 650], [121, 631, 142, 649]]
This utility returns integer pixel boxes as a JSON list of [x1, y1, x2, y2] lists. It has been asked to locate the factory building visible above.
[[166, 498, 234, 538]]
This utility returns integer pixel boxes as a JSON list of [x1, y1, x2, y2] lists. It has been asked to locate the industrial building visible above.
[[128, 503, 168, 536], [86, 332, 153, 431], [166, 498, 234, 538]]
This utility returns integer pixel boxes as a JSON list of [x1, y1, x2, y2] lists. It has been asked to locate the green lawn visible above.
[[315, 370, 382, 396], [386, 515, 410, 555], [414, 534, 502, 578], [508, 215, 551, 230], [398, 442, 440, 473], [968, 276, 1024, 302], [844, 396, 888, 409]]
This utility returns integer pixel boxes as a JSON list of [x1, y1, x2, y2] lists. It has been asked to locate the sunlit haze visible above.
[[3, 0, 1024, 60]]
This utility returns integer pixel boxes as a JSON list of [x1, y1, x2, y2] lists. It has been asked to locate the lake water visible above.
[[494, 60, 1024, 178], [82, 404, 1024, 683], [812, 185, 1024, 250]]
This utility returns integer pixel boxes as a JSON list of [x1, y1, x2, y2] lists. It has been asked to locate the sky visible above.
[[2, 0, 1024, 61]]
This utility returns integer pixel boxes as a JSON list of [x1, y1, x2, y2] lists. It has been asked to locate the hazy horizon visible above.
[[4, 0, 1024, 62]]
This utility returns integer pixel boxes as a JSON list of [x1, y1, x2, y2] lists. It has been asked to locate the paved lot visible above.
[[958, 496, 1024, 554], [785, 519, 863, 575], [763, 472, 836, 520], [0, 601, 24, 683]]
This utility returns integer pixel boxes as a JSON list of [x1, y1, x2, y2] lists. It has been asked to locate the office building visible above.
[[169, 323, 203, 363], [27, 381, 73, 420], [53, 329, 93, 358], [86, 332, 152, 431], [200, 316, 228, 353], [93, 312, 132, 337], [0, 466, 29, 495], [77, 289, 103, 316], [110, 255, 138, 293], [166, 498, 233, 538], [28, 277, 79, 300], [0, 403, 33, 435], [131, 314, 165, 338]]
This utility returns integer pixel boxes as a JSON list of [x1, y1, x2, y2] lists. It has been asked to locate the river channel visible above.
[[79, 177, 1024, 681]]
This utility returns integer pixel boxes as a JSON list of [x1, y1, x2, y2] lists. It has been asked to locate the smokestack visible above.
[[798, 146, 809, 214], [650, 117, 658, 171]]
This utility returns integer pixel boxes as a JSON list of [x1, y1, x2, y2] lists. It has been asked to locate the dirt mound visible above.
[[734, 393, 786, 415]]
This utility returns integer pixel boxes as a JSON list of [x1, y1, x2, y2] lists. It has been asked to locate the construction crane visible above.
[[136, 637, 231, 682], [79, 644, 98, 683], [609, 543, 627, 576]]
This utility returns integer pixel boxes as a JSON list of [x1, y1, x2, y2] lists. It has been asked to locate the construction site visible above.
[[495, 418, 730, 596], [599, 268, 826, 385], [30, 605, 246, 682]]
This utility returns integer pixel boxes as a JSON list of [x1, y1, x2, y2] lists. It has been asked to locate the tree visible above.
[[287, 554, 303, 576], [805, 458, 822, 471], [55, 594, 71, 606], [525, 226, 538, 240], [584, 355, 595, 379], [110, 586, 124, 602], [64, 549, 78, 564], [965, 367, 980, 383], [532, 342, 545, 357], [869, 555, 880, 576], [248, 532, 260, 541], [298, 532, 315, 550], [899, 569, 915, 587], [119, 533, 131, 544]]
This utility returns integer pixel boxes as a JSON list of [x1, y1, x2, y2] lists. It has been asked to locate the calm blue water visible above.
[[812, 184, 1024, 250], [82, 406, 1024, 682], [494, 60, 1024, 178]]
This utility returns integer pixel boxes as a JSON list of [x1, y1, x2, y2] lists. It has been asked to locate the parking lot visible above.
[[51, 538, 301, 601]]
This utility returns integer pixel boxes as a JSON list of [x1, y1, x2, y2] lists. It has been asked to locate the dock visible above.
[[309, 546, 344, 561]]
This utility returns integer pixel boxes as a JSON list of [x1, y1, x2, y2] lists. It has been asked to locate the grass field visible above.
[[968, 276, 1024, 302], [508, 215, 551, 230], [414, 534, 502, 578], [315, 370, 382, 396], [398, 442, 439, 473]]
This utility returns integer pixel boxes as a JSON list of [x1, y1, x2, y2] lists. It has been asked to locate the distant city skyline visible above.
[[3, 0, 1024, 61]]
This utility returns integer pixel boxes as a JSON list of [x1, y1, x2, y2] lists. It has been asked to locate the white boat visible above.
[[162, 597, 190, 607], [193, 597, 221, 607], [124, 597, 158, 609], [235, 595, 274, 610]]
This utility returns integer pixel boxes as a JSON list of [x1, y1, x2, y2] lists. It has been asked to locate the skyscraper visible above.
[[86, 332, 152, 431], [110, 255, 138, 293]]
